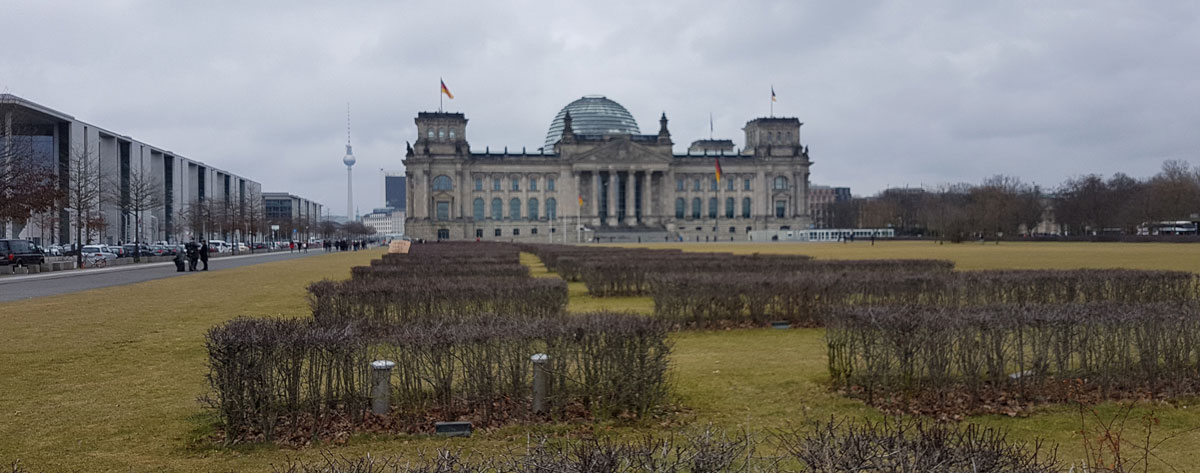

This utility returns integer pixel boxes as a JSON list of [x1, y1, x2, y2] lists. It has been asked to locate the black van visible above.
[[0, 239, 46, 267]]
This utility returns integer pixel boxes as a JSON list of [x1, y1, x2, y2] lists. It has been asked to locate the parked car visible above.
[[235, 242, 249, 252], [150, 245, 172, 257], [252, 242, 269, 250], [0, 239, 47, 266], [79, 245, 118, 267], [208, 240, 232, 253], [44, 245, 64, 256], [122, 243, 154, 257]]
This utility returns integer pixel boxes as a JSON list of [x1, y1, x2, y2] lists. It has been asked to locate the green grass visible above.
[[4, 242, 1200, 471]]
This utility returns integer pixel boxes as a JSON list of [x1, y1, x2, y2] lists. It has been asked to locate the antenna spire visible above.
[[345, 103, 353, 155]]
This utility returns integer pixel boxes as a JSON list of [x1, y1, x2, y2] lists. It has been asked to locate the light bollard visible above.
[[531, 353, 549, 414], [370, 360, 396, 415]]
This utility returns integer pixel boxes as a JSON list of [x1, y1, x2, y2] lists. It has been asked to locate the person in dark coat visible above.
[[172, 248, 186, 272], [200, 242, 210, 271], [185, 242, 199, 271]]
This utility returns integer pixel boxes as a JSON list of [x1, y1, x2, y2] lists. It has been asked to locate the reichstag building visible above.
[[403, 96, 812, 241]]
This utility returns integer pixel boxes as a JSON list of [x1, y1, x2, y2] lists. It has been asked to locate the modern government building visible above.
[[1, 93, 322, 246], [404, 96, 814, 242]]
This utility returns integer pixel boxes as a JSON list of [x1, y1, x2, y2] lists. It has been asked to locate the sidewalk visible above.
[[0, 250, 302, 285]]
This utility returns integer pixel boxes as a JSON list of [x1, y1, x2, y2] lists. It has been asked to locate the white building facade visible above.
[[1, 94, 263, 246]]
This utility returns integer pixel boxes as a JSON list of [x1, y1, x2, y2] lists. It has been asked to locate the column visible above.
[[592, 171, 601, 223], [624, 170, 635, 226], [641, 170, 651, 224], [607, 169, 617, 226], [792, 171, 801, 218], [573, 172, 582, 219]]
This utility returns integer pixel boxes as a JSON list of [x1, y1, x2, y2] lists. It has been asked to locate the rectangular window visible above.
[[436, 201, 450, 220], [513, 228, 520, 236], [693, 179, 701, 191], [548, 177, 556, 191], [743, 178, 751, 191], [775, 200, 786, 218], [676, 178, 685, 191], [710, 178, 718, 191], [474, 178, 483, 191], [726, 179, 735, 191], [495, 228, 502, 236], [475, 229, 483, 238], [530, 178, 538, 191], [492, 178, 501, 191], [531, 227, 538, 235], [511, 178, 520, 191]]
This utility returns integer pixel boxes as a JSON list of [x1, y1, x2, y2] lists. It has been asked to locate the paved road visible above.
[[0, 250, 326, 303]]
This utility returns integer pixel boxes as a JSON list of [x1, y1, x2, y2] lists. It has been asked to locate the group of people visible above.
[[173, 241, 209, 272], [323, 239, 366, 252]]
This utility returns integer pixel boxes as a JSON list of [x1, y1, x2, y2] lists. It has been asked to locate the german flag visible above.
[[440, 79, 454, 99], [715, 158, 723, 183], [578, 194, 584, 207]]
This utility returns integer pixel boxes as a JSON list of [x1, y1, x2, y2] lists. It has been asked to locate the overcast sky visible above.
[[2, 1, 1198, 214]]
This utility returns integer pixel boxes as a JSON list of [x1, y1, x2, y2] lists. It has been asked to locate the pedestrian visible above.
[[172, 248, 186, 272], [200, 241, 210, 271], [290, 241, 295, 253], [186, 241, 199, 271]]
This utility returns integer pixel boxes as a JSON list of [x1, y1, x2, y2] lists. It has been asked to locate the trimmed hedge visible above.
[[652, 269, 1199, 328], [310, 276, 566, 325], [826, 302, 1200, 414], [205, 313, 670, 443]]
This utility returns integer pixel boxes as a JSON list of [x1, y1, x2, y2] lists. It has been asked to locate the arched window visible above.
[[473, 198, 485, 220], [510, 198, 521, 219], [725, 197, 735, 218], [449, 129, 456, 140], [427, 129, 434, 139], [528, 198, 539, 220], [438, 128, 446, 140], [767, 131, 773, 143], [432, 175, 453, 191], [773, 176, 788, 190], [546, 198, 557, 220], [691, 198, 702, 219], [491, 198, 503, 220], [742, 197, 752, 218], [675, 198, 685, 218], [708, 197, 718, 218]]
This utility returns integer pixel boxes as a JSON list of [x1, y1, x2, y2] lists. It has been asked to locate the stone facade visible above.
[[404, 107, 813, 242]]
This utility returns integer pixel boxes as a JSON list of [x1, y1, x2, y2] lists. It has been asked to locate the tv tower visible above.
[[343, 104, 356, 219]]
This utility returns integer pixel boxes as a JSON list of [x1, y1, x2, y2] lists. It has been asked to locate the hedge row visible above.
[[652, 269, 1199, 328], [310, 276, 566, 326], [826, 302, 1200, 414], [205, 313, 670, 443], [257, 421, 1058, 473]]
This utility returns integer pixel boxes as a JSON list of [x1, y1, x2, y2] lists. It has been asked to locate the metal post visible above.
[[531, 353, 548, 414], [370, 360, 395, 415]]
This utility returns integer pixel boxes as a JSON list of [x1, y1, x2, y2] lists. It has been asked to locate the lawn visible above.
[[3, 242, 1200, 471]]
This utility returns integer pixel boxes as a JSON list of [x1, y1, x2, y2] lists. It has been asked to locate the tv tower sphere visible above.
[[343, 149, 356, 167]]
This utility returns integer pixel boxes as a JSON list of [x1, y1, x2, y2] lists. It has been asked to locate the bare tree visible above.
[[242, 188, 266, 251], [63, 144, 103, 268], [105, 165, 164, 261]]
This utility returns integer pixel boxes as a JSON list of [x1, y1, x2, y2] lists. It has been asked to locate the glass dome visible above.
[[545, 96, 641, 149]]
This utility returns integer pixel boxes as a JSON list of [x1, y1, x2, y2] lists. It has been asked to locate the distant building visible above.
[[808, 185, 851, 228], [361, 207, 406, 236], [263, 192, 323, 241], [384, 174, 406, 209], [0, 93, 262, 245], [404, 95, 813, 242]]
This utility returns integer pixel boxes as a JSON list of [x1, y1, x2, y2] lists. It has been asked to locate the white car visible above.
[[208, 240, 232, 253], [80, 245, 118, 267]]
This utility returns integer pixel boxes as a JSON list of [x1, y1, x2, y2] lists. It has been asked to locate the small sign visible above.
[[435, 421, 472, 437], [270, 224, 279, 231]]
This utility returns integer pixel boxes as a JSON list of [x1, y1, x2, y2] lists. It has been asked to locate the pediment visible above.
[[565, 137, 672, 164]]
